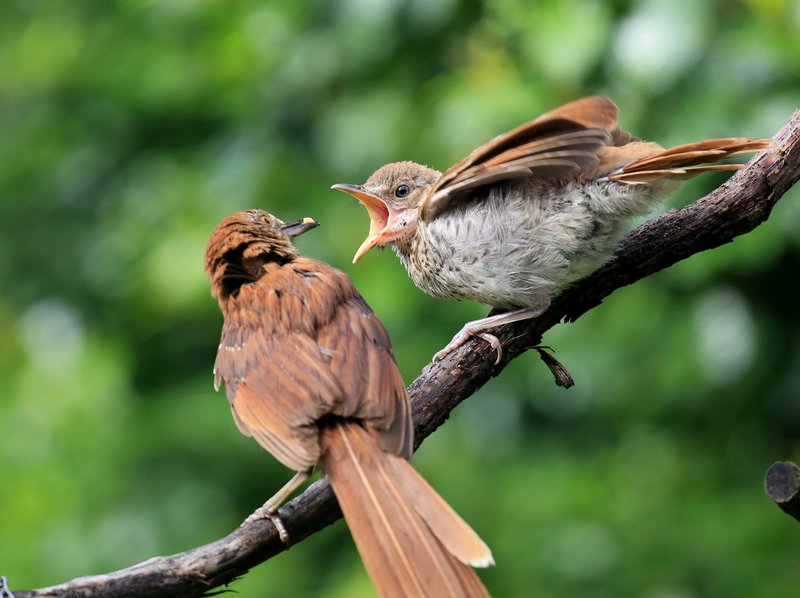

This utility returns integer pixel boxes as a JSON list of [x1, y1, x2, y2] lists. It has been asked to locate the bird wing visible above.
[[214, 258, 412, 470], [215, 307, 343, 471], [422, 96, 629, 220], [315, 266, 413, 460]]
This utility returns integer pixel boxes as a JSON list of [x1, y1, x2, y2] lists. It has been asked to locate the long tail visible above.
[[319, 421, 493, 598], [608, 137, 770, 184]]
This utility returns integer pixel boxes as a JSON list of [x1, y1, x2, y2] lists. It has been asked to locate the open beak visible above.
[[281, 217, 319, 238], [331, 183, 391, 263]]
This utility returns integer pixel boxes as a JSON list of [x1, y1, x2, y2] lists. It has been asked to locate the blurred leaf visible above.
[[1, 1, 799, 596]]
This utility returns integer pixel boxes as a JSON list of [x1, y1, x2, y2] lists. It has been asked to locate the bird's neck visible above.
[[391, 237, 412, 260], [392, 229, 433, 294], [215, 247, 294, 300]]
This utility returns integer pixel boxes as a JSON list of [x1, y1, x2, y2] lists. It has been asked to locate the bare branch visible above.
[[12, 109, 800, 597], [765, 461, 800, 522]]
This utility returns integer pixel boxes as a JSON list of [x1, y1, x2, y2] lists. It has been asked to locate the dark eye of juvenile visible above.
[[395, 184, 410, 198]]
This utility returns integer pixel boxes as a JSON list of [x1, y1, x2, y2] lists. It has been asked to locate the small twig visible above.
[[534, 346, 575, 388]]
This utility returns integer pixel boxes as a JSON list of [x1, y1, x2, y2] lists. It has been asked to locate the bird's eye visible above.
[[395, 184, 410, 198], [260, 214, 272, 225]]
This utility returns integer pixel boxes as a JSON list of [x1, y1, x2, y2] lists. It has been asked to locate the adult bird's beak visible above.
[[281, 217, 319, 238], [331, 183, 391, 263]]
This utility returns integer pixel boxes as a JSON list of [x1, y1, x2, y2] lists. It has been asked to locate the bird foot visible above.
[[432, 306, 549, 365], [240, 469, 310, 544], [242, 505, 291, 545], [433, 328, 503, 364]]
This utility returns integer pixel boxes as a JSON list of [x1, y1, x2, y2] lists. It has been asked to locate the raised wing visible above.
[[423, 96, 630, 219]]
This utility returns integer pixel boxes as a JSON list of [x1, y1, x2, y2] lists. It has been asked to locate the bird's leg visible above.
[[434, 304, 549, 365], [242, 469, 312, 544]]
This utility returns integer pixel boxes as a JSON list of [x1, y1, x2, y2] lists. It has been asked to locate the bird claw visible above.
[[242, 505, 291, 545], [271, 515, 291, 545], [433, 306, 549, 364], [433, 328, 503, 364], [242, 504, 272, 526], [478, 333, 502, 364]]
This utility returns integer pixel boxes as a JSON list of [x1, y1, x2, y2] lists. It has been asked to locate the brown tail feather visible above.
[[320, 422, 492, 598], [609, 137, 769, 184], [386, 455, 494, 568], [609, 164, 745, 184]]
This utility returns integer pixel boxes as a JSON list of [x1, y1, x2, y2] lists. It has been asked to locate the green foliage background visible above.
[[2, 1, 799, 596]]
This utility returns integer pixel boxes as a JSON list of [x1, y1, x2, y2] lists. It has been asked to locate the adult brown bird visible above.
[[205, 210, 493, 598], [332, 96, 769, 363]]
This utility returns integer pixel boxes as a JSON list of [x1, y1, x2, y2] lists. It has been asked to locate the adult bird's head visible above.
[[205, 209, 318, 300], [332, 161, 440, 262]]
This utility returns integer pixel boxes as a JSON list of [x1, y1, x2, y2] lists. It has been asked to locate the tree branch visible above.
[[12, 110, 800, 597], [765, 461, 800, 522]]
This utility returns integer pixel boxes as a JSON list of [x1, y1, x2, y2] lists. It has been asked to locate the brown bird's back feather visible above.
[[320, 422, 491, 598], [213, 256, 412, 470], [206, 210, 492, 596]]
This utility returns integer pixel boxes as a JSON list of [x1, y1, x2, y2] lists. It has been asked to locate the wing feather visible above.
[[608, 138, 769, 184], [423, 96, 625, 219], [317, 289, 412, 459], [213, 257, 412, 470]]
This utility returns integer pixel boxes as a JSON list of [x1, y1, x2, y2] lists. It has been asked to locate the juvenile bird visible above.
[[333, 96, 769, 363], [205, 210, 493, 598]]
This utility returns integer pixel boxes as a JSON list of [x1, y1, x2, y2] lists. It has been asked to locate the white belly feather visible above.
[[397, 178, 665, 309]]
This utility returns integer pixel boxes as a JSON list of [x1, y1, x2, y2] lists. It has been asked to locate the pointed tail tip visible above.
[[467, 553, 496, 568], [461, 536, 495, 568]]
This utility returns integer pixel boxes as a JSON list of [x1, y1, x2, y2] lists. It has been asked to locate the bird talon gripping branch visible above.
[[432, 329, 503, 365]]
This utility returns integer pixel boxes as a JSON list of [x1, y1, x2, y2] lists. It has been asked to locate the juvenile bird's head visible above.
[[332, 161, 441, 262], [205, 209, 318, 300]]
